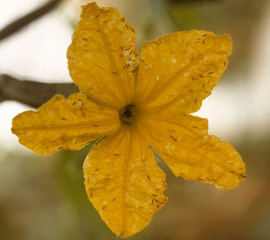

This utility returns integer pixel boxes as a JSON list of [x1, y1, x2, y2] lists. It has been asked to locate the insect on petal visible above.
[[83, 127, 167, 237], [67, 2, 139, 109], [12, 93, 120, 155], [137, 113, 246, 190], [135, 30, 232, 115]]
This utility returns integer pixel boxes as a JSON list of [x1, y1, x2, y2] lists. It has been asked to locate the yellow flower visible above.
[[12, 2, 246, 238]]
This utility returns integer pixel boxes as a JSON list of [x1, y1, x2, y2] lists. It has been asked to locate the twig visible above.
[[0, 0, 63, 42], [0, 74, 78, 108]]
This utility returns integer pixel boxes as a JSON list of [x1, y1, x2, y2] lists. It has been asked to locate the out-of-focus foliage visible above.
[[167, 0, 221, 3]]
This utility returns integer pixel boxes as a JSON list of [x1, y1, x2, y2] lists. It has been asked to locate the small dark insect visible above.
[[170, 135, 177, 141]]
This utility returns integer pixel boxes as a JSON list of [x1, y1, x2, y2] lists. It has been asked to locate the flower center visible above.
[[119, 104, 136, 124]]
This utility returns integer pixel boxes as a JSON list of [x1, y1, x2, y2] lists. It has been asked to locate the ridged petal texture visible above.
[[83, 127, 167, 237], [136, 114, 246, 190], [135, 30, 232, 115], [12, 93, 120, 155], [67, 2, 139, 109]]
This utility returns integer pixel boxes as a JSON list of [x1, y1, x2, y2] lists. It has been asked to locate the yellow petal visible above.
[[67, 2, 139, 109], [83, 126, 167, 238], [137, 113, 246, 190], [12, 93, 120, 155], [135, 30, 232, 115]]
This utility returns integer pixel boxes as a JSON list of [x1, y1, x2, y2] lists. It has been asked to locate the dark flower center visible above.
[[119, 104, 136, 124]]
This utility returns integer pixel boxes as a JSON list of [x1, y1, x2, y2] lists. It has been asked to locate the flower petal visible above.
[[135, 30, 232, 115], [67, 2, 139, 109], [137, 114, 246, 190], [12, 93, 120, 155], [83, 127, 167, 238]]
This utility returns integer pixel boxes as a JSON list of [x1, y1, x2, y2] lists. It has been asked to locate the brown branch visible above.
[[0, 0, 63, 42], [0, 74, 78, 108]]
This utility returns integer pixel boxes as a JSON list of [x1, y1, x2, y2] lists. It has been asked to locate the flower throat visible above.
[[119, 104, 136, 124]]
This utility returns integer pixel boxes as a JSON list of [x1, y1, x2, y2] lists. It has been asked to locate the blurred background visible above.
[[0, 0, 270, 239]]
